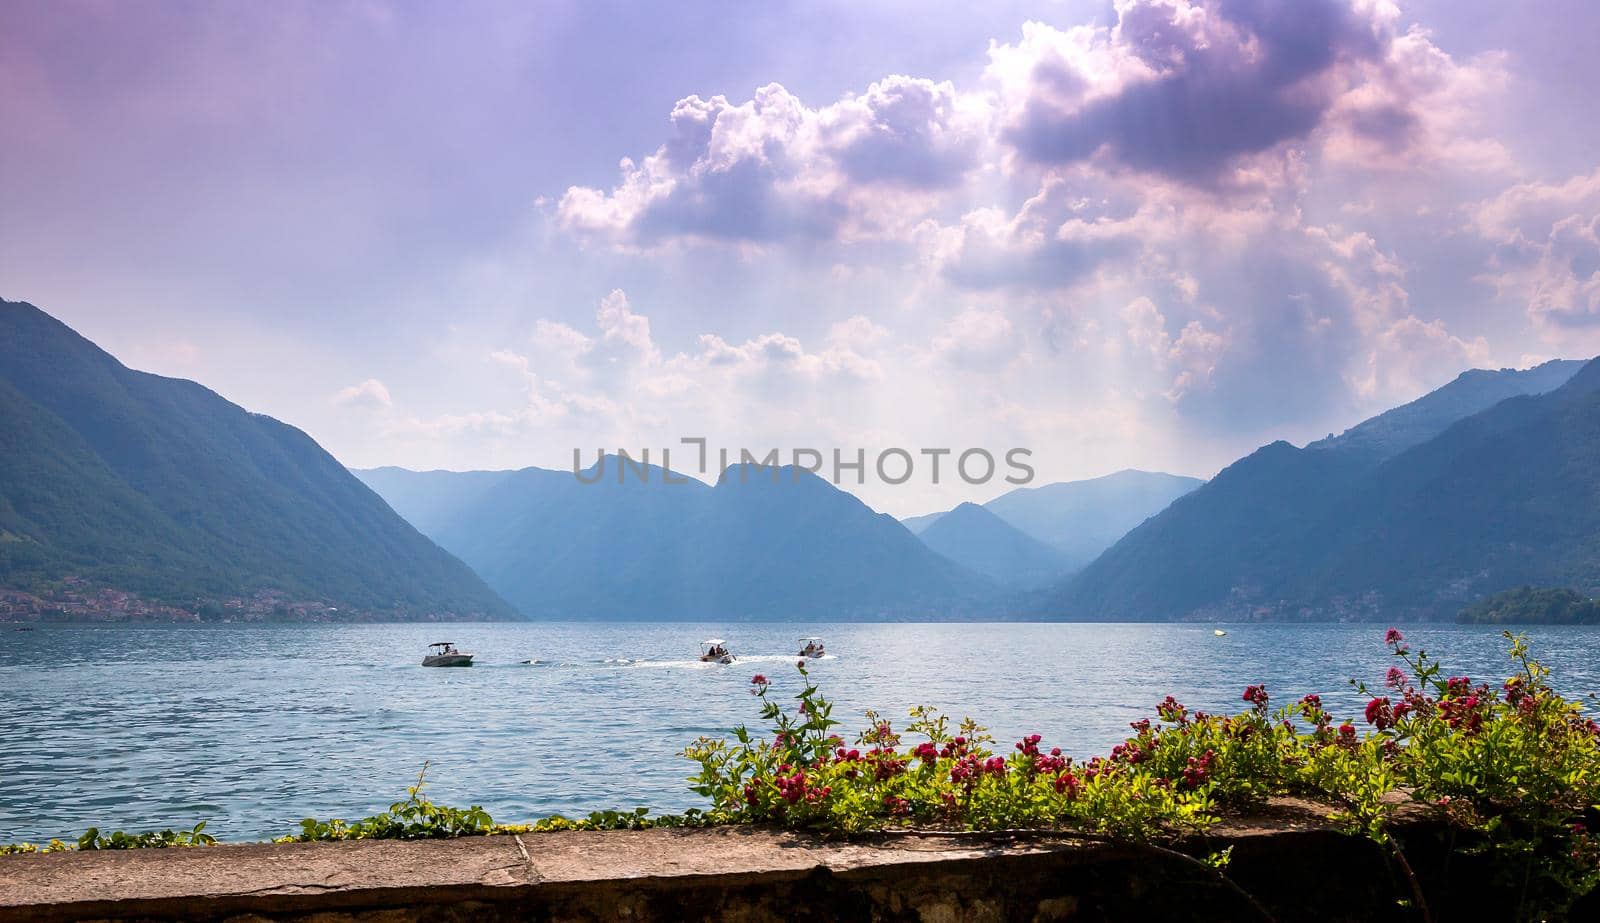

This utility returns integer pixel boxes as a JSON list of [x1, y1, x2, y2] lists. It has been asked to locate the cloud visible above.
[[1353, 315, 1491, 400], [990, 1, 1379, 185], [1120, 296, 1226, 399], [930, 307, 1020, 371], [332, 378, 392, 411], [1321, 25, 1510, 173], [1472, 169, 1600, 333], [987, 1, 1506, 189], [930, 176, 1146, 291], [595, 288, 659, 360], [558, 77, 986, 247]]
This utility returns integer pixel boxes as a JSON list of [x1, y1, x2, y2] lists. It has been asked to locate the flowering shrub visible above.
[[1332, 630, 1600, 915], [685, 661, 1297, 838], [684, 632, 1600, 918]]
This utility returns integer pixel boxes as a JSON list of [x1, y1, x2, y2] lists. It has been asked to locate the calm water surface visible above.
[[4, 621, 1600, 842]]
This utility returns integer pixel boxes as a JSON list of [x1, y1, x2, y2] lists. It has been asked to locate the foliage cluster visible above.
[[684, 632, 1600, 917], [1459, 585, 1600, 625]]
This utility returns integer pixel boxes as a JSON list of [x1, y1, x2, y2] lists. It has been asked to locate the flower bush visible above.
[[683, 632, 1600, 918]]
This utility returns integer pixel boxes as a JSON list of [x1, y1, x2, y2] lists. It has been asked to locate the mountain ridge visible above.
[[917, 502, 1071, 587], [1052, 357, 1594, 620], [357, 459, 997, 620], [0, 299, 516, 622]]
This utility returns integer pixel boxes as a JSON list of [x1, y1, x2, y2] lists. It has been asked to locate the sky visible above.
[[5, 0, 1600, 516]]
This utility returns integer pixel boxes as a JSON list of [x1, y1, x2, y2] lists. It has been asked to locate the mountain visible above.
[[352, 466, 517, 537], [901, 511, 945, 535], [901, 470, 1203, 571], [356, 460, 996, 619], [0, 299, 515, 621], [982, 470, 1204, 568], [1306, 360, 1583, 461], [916, 502, 1071, 587], [1053, 358, 1591, 620]]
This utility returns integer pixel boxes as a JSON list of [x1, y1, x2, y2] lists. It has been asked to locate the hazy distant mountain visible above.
[[1053, 359, 1591, 620], [901, 511, 945, 534], [902, 470, 1203, 571], [917, 502, 1071, 587], [353, 466, 517, 537], [357, 460, 995, 619], [0, 299, 515, 621], [984, 470, 1205, 568]]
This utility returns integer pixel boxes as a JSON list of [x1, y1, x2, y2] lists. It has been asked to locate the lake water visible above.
[[4, 621, 1600, 843]]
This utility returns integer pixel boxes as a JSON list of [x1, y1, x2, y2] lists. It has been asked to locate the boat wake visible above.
[[507, 653, 839, 669]]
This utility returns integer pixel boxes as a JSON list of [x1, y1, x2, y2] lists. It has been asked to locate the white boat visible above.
[[1213, 629, 1228, 637], [699, 639, 734, 664], [423, 641, 474, 667], [798, 636, 826, 658]]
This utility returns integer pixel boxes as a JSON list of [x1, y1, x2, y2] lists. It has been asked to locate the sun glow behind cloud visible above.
[[3, 0, 1599, 515]]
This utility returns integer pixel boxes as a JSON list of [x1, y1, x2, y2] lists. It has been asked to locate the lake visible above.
[[5, 621, 1600, 843]]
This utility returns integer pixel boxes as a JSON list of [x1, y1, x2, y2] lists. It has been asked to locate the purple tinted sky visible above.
[[4, 0, 1600, 515]]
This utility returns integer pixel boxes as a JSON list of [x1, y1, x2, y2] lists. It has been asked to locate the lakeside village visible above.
[[0, 581, 429, 624]]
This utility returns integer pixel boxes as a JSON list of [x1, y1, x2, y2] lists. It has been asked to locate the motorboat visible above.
[[798, 636, 826, 658], [423, 641, 474, 667], [1213, 629, 1228, 637], [699, 639, 734, 664]]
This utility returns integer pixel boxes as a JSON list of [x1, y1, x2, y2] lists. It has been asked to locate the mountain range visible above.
[[903, 469, 1204, 577], [0, 299, 513, 621], [357, 460, 995, 619], [1052, 358, 1592, 620], [7, 297, 1599, 625]]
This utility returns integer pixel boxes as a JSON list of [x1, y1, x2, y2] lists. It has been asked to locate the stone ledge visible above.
[[0, 798, 1431, 922]]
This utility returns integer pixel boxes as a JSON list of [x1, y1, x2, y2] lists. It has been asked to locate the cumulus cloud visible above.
[[930, 307, 1020, 371], [1322, 24, 1510, 173], [333, 378, 392, 411], [595, 288, 659, 360], [425, 1, 1551, 484], [1353, 315, 1491, 400], [558, 77, 986, 247], [1120, 296, 1226, 399], [930, 176, 1143, 291], [1472, 169, 1600, 333], [990, 1, 1379, 185]]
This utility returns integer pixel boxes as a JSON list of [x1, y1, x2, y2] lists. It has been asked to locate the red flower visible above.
[[1181, 749, 1215, 789], [750, 674, 768, 685], [1384, 628, 1404, 645], [1242, 684, 1269, 708], [1364, 696, 1396, 730], [1156, 695, 1188, 723]]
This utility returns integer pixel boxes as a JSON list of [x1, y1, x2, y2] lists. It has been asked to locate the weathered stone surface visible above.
[[0, 799, 1452, 922]]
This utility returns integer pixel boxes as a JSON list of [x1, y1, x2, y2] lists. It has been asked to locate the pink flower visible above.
[[750, 674, 767, 685], [1386, 666, 1408, 689], [1242, 684, 1269, 708], [1384, 628, 1404, 645]]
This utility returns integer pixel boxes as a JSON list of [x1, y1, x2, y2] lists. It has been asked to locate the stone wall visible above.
[[0, 797, 1567, 922]]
